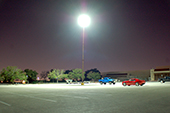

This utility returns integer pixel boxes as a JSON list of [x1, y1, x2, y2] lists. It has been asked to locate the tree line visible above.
[[0, 66, 102, 84]]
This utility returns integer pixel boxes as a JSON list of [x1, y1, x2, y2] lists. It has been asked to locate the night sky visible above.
[[0, 0, 170, 75]]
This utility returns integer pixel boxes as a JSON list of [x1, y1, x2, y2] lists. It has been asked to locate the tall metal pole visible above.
[[82, 27, 85, 83]]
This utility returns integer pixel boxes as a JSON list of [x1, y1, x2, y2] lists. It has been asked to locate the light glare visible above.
[[78, 14, 91, 27]]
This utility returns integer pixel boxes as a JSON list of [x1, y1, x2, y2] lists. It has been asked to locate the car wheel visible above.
[[113, 82, 115, 85], [141, 83, 145, 86], [123, 83, 126, 86], [109, 82, 112, 85], [135, 82, 139, 86], [100, 82, 103, 85], [104, 83, 106, 85], [160, 80, 165, 83]]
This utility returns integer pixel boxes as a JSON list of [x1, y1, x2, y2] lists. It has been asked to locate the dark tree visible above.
[[84, 68, 101, 81], [24, 69, 38, 83], [64, 70, 72, 74], [40, 71, 49, 81]]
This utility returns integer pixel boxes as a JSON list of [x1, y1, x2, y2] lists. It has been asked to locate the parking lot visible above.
[[0, 82, 170, 113]]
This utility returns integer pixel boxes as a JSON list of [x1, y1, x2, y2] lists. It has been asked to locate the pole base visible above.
[[81, 82, 84, 85]]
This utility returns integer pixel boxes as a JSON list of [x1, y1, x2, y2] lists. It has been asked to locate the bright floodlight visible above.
[[78, 14, 91, 28]]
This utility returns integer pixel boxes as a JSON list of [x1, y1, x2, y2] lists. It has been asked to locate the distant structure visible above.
[[150, 66, 170, 81], [101, 66, 170, 81], [101, 70, 150, 81]]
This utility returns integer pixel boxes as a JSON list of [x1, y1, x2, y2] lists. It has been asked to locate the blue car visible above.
[[98, 77, 116, 85]]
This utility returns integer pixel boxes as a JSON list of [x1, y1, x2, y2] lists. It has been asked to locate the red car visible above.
[[122, 78, 145, 86]]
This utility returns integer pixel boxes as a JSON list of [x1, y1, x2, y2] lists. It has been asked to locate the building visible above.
[[101, 70, 150, 81], [101, 66, 170, 81], [150, 66, 170, 81]]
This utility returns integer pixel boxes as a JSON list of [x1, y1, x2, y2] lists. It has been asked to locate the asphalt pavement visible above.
[[0, 82, 170, 113]]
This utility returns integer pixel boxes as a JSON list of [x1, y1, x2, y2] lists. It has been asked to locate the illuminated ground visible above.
[[0, 82, 170, 113]]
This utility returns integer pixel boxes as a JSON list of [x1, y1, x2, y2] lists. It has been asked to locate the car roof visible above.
[[131, 78, 138, 80]]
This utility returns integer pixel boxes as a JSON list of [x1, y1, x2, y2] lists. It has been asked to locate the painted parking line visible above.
[[20, 95, 57, 103], [57, 95, 89, 99], [5, 92, 56, 103], [73, 96, 89, 99], [0, 100, 11, 106]]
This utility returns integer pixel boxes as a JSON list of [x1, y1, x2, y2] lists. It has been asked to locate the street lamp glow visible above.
[[77, 14, 91, 85], [78, 14, 91, 28]]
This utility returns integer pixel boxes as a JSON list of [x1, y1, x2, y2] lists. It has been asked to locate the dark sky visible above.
[[0, 0, 170, 75]]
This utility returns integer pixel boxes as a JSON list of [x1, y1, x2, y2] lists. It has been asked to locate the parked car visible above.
[[65, 79, 73, 84], [122, 78, 145, 86], [14, 79, 25, 84], [158, 76, 170, 83], [98, 77, 116, 85]]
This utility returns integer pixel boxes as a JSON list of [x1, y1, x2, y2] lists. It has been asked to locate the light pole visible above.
[[77, 14, 91, 85]]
